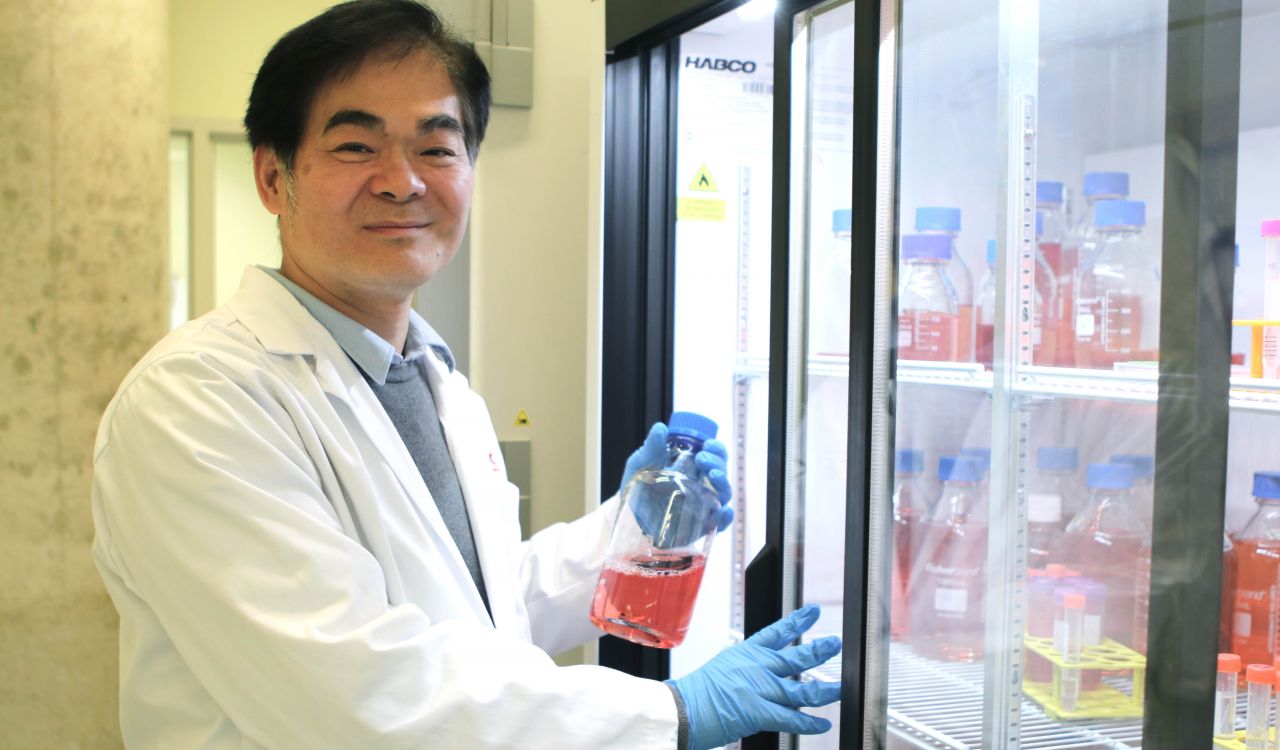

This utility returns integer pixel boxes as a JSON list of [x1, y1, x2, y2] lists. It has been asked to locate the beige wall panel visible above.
[[0, 0, 168, 746], [468, 3, 606, 667]]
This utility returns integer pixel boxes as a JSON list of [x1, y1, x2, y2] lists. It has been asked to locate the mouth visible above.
[[364, 221, 430, 235]]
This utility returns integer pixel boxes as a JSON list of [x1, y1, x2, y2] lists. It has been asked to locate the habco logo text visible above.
[[684, 56, 758, 74]]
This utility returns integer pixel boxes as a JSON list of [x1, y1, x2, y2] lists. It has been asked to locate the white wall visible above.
[[468, 3, 606, 537]]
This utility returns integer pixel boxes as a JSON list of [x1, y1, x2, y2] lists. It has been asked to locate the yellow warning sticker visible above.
[[514, 410, 530, 426], [677, 197, 726, 222], [689, 164, 718, 193]]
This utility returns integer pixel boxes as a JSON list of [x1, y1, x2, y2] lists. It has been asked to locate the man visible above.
[[90, 2, 841, 748]]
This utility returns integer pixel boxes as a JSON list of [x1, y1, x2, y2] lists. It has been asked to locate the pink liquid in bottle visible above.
[[1059, 463, 1150, 654], [910, 456, 987, 662], [590, 553, 707, 649], [891, 449, 928, 640], [1232, 472, 1280, 669]]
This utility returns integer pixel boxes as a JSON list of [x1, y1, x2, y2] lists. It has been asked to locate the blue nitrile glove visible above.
[[619, 423, 734, 543], [666, 604, 842, 750]]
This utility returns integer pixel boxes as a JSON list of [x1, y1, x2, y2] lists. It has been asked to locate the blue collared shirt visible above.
[[259, 266, 455, 383]]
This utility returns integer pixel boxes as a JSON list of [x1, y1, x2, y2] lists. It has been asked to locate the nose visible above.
[[370, 149, 425, 202]]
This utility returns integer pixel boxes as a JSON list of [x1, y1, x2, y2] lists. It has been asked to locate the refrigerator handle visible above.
[[743, 543, 783, 750]]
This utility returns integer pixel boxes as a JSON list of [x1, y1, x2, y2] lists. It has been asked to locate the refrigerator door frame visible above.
[[1145, 0, 1241, 744]]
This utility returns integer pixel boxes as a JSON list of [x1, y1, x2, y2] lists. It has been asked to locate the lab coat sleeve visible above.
[[91, 352, 678, 750], [518, 494, 623, 654]]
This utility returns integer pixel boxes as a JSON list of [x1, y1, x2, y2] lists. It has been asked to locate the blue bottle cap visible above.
[[1254, 471, 1280, 500], [915, 206, 962, 233], [937, 456, 955, 481], [959, 447, 991, 473], [895, 449, 924, 474], [1037, 181, 1064, 205], [1037, 446, 1079, 471], [901, 234, 952, 261], [1087, 462, 1134, 490], [943, 456, 985, 484], [668, 411, 718, 442], [1111, 454, 1154, 480], [1036, 211, 1044, 237], [832, 209, 852, 234], [986, 239, 996, 266], [1083, 171, 1130, 198], [1094, 199, 1145, 229]]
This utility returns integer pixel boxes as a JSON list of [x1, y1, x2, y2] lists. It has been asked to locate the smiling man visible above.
[[89, 2, 841, 748]]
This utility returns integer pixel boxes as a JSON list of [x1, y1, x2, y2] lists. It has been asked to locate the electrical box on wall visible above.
[[474, 0, 534, 108]]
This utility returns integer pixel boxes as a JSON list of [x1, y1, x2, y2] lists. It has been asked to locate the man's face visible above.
[[255, 49, 474, 305]]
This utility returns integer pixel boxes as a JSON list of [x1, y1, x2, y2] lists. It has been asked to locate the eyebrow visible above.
[[322, 109, 465, 137]]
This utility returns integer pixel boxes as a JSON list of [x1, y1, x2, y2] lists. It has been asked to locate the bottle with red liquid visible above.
[[590, 412, 722, 648], [1111, 453, 1155, 527], [1059, 462, 1151, 653], [1075, 200, 1160, 370], [1031, 212, 1059, 366], [1030, 446, 1083, 535], [1036, 180, 1076, 367], [899, 234, 960, 361], [891, 449, 929, 639], [1231, 472, 1280, 669], [1027, 448, 1078, 569], [916, 207, 974, 362], [976, 240, 997, 369], [910, 455, 988, 662], [1072, 171, 1131, 269]]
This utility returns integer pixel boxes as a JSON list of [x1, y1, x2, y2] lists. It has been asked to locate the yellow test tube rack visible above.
[[1022, 636, 1146, 720], [1232, 320, 1280, 378]]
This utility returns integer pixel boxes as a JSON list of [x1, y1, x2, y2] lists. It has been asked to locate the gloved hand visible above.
[[666, 605, 842, 750], [620, 422, 734, 545]]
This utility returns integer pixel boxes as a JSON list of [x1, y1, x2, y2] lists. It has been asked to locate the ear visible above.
[[252, 145, 287, 217]]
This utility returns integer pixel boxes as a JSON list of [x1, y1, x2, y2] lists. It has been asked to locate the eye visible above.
[[421, 147, 457, 158], [335, 143, 374, 154]]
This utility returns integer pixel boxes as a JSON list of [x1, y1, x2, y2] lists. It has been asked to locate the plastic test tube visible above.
[[1217, 654, 1241, 739], [1060, 592, 1086, 712], [1246, 664, 1275, 750]]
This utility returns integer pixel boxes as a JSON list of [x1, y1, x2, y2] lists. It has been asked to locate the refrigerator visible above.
[[600, 0, 1277, 747]]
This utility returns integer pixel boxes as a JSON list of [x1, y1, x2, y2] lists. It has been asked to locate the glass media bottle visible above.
[[1232, 471, 1280, 670], [1059, 462, 1151, 653], [910, 455, 988, 662], [590, 412, 721, 648], [898, 234, 960, 361], [1075, 200, 1160, 370]]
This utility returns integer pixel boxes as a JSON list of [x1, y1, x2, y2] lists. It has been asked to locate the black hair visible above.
[[245, 0, 491, 167]]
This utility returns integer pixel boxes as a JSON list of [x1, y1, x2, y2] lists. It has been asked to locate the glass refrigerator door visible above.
[[784, 2, 857, 748], [856, 0, 1241, 747]]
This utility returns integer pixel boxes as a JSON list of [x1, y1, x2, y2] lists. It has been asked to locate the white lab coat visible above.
[[91, 267, 679, 749]]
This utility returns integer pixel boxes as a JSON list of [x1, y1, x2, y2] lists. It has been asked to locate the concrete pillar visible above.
[[0, 0, 168, 746]]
